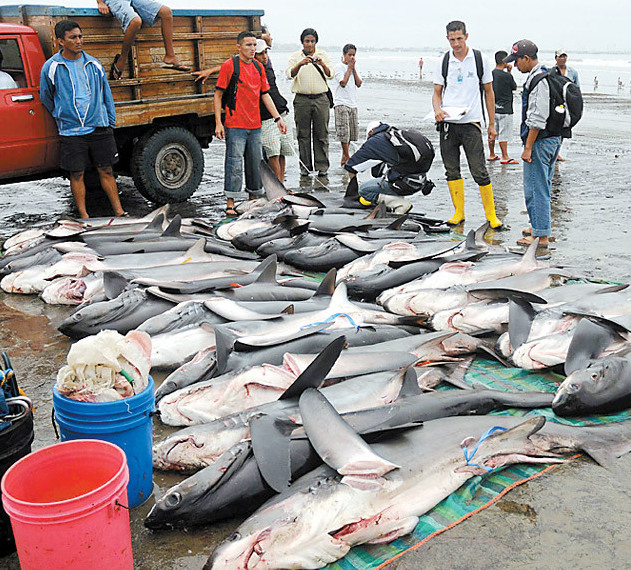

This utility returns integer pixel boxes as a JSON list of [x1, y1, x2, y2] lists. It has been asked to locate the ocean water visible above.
[[272, 47, 631, 96]]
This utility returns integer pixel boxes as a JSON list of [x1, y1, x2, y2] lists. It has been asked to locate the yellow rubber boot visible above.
[[446, 179, 465, 225], [479, 183, 503, 229]]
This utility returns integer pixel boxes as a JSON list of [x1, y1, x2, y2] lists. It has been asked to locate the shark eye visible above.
[[165, 492, 181, 507], [228, 532, 241, 542], [590, 372, 599, 381]]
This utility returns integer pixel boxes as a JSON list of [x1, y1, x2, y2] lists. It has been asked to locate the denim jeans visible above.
[[224, 127, 263, 199], [359, 176, 398, 203], [523, 135, 561, 237]]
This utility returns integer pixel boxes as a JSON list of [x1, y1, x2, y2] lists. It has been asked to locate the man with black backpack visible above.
[[432, 20, 503, 229], [212, 31, 287, 217], [504, 39, 575, 249], [343, 121, 435, 214]]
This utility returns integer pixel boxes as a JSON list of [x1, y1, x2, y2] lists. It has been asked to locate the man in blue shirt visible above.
[[40, 20, 126, 219]]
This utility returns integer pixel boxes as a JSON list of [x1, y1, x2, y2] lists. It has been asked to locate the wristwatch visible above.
[[274, 116, 282, 123]]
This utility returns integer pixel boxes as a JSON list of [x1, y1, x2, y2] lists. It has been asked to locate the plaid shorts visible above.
[[334, 105, 359, 143], [261, 114, 294, 158]]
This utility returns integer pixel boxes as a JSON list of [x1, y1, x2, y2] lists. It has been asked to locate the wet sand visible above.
[[2, 81, 631, 568]]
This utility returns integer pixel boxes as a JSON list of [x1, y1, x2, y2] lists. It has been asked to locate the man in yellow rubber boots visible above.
[[432, 20, 502, 228]]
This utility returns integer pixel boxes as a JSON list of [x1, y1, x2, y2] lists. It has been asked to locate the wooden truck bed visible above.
[[0, 4, 263, 128]]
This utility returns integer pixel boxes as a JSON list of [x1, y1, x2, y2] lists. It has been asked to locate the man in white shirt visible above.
[[333, 43, 362, 166], [0, 49, 18, 89], [432, 20, 502, 228]]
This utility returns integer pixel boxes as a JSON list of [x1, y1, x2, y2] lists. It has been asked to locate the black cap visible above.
[[503, 39, 538, 63]]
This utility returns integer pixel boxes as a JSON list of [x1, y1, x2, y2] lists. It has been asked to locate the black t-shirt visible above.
[[492, 68, 517, 115], [260, 62, 288, 121]]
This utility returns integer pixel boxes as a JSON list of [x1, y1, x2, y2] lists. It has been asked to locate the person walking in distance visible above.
[[432, 20, 502, 228]]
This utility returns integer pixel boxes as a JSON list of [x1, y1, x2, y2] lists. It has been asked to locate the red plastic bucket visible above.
[[1, 439, 133, 569]]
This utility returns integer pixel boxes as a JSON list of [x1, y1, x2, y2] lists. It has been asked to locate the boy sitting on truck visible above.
[[40, 20, 126, 219], [96, 0, 190, 79]]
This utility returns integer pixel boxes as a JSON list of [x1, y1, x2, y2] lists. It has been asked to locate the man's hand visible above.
[[193, 69, 212, 84], [521, 147, 532, 163], [434, 109, 446, 122], [488, 125, 497, 142], [215, 122, 225, 141], [277, 118, 288, 135], [96, 0, 110, 15], [347, 56, 356, 69]]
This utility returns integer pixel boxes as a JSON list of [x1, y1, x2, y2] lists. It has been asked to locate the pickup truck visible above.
[[0, 4, 264, 203]]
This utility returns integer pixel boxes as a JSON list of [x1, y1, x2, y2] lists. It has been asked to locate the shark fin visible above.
[[279, 336, 346, 400], [299, 388, 400, 477], [161, 214, 182, 238], [250, 415, 296, 492], [314, 269, 336, 297]]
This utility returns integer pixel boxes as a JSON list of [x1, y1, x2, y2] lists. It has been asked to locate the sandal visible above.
[[110, 54, 123, 80], [516, 235, 551, 248], [225, 207, 238, 218], [522, 227, 532, 236]]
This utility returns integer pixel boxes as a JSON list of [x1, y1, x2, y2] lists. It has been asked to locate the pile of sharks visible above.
[[3, 163, 631, 568]]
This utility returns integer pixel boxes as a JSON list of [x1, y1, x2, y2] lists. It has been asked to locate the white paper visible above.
[[423, 106, 469, 121]]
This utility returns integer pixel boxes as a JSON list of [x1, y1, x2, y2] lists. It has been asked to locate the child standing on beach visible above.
[[96, 0, 190, 80]]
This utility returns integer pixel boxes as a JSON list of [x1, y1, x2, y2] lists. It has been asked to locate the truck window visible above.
[[0, 38, 24, 89]]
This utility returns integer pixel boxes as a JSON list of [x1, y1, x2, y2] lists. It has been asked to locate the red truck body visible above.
[[0, 23, 59, 178]]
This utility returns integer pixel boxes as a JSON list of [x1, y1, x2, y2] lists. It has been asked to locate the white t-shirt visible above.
[[433, 48, 493, 124], [0, 70, 18, 90], [333, 61, 360, 108]]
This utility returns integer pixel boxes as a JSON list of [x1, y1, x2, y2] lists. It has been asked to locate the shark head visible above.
[[553, 357, 631, 416], [206, 474, 355, 570]]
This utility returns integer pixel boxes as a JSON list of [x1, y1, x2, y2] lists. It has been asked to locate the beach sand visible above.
[[1, 81, 631, 569]]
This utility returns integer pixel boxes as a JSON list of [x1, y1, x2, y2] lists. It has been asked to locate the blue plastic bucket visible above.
[[52, 377, 154, 508]]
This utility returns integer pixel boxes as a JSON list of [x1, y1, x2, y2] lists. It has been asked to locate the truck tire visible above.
[[131, 126, 204, 204]]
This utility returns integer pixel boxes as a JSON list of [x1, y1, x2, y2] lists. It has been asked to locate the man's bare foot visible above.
[[557, 156, 566, 162]]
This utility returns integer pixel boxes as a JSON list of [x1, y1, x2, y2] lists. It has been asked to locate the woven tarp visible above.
[[325, 358, 630, 569]]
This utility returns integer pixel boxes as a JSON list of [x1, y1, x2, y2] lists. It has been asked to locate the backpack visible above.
[[221, 55, 263, 116], [527, 69, 583, 137], [441, 49, 486, 122], [385, 127, 435, 174], [384, 127, 435, 196]]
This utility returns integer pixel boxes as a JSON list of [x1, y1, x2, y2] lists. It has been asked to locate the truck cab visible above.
[[0, 24, 59, 178]]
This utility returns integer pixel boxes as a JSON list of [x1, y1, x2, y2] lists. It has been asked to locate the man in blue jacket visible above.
[[40, 20, 126, 219], [344, 121, 434, 214]]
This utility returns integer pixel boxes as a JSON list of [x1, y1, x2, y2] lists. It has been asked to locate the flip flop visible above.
[[162, 63, 192, 73], [501, 159, 519, 164], [225, 207, 238, 218], [522, 227, 532, 236], [487, 156, 500, 161], [110, 54, 123, 80]]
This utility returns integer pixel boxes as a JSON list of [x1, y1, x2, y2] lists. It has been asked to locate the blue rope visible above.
[[462, 426, 508, 473], [300, 312, 360, 331]]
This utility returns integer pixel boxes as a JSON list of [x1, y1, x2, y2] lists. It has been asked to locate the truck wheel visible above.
[[131, 126, 204, 204]]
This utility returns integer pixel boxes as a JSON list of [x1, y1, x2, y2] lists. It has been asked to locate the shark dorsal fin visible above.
[[314, 269, 336, 297], [279, 336, 346, 400], [161, 214, 182, 238]]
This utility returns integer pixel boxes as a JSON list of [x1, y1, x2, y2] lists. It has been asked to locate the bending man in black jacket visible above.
[[343, 121, 435, 214]]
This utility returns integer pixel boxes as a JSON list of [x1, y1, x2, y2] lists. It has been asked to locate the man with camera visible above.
[[286, 28, 334, 177]]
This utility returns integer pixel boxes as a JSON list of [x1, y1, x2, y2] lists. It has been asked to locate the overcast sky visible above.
[[1, 0, 627, 53]]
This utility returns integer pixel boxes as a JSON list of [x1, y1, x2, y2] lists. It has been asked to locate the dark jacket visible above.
[[260, 61, 288, 121]]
